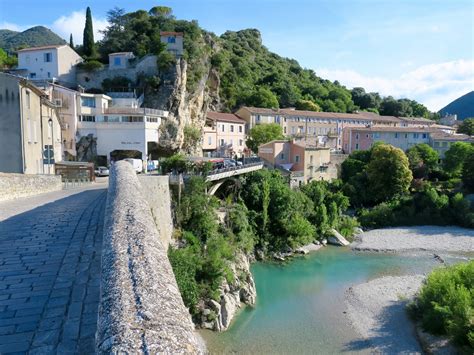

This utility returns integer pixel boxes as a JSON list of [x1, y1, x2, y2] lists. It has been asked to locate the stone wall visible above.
[[0, 173, 63, 202], [138, 175, 173, 249], [97, 161, 204, 354]]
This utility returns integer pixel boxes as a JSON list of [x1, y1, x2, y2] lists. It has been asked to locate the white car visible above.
[[95, 166, 109, 176]]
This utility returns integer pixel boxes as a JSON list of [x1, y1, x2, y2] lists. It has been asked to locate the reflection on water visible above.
[[201, 246, 447, 354]]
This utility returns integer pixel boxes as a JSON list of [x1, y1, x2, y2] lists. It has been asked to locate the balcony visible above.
[[103, 107, 168, 117]]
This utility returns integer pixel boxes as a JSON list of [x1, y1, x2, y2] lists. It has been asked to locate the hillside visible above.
[[439, 91, 474, 120], [0, 26, 65, 52]]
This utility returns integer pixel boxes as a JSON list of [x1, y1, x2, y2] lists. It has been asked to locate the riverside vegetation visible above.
[[409, 260, 474, 351]]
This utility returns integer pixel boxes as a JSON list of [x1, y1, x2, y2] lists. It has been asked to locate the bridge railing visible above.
[[207, 159, 263, 177], [98, 161, 204, 354]]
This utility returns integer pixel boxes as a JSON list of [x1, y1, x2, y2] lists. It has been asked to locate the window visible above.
[[79, 115, 95, 122], [366, 134, 369, 138], [394, 133, 399, 138], [208, 136, 212, 145], [114, 57, 121, 66], [220, 139, 225, 146], [295, 155, 300, 163], [355, 133, 359, 140], [221, 124, 225, 132], [280, 153, 285, 160], [422, 133, 427, 139], [434, 141, 440, 147], [355, 143, 359, 150], [413, 133, 419, 139], [30, 73, 36, 79], [47, 72, 51, 78], [81, 97, 96, 108], [230, 125, 234, 132], [146, 117, 158, 122], [239, 125, 243, 133], [44, 52, 52, 62], [405, 133, 408, 138], [239, 139, 243, 146], [256, 115, 261, 123], [310, 155, 313, 164], [284, 127, 287, 134], [291, 127, 296, 134], [167, 36, 176, 43]]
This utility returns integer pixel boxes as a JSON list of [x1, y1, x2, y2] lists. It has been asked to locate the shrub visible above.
[[409, 261, 474, 348], [77, 60, 103, 72], [337, 215, 359, 240]]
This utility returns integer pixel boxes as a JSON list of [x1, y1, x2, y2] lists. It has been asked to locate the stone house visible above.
[[204, 112, 247, 158], [0, 73, 62, 174], [160, 32, 184, 56]]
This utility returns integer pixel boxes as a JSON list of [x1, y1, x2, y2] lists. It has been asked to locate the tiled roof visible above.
[[109, 52, 134, 56], [160, 31, 184, 36], [399, 116, 435, 124], [238, 106, 400, 122], [346, 126, 434, 133], [17, 44, 65, 52], [207, 111, 246, 124], [430, 132, 473, 141]]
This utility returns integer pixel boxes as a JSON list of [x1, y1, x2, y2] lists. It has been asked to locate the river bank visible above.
[[344, 226, 474, 353]]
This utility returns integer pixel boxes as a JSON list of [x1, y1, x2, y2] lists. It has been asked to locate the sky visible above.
[[1, 0, 473, 111]]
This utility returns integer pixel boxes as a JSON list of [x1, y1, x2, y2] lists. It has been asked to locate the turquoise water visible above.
[[201, 246, 443, 354]]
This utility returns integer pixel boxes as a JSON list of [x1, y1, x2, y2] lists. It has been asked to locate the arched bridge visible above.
[[206, 160, 264, 195]]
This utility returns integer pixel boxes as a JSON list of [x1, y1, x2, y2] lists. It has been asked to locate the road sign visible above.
[[43, 146, 54, 164]]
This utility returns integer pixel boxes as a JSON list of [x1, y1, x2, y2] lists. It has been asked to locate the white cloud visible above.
[[0, 21, 28, 32], [51, 10, 108, 45], [317, 59, 474, 111]]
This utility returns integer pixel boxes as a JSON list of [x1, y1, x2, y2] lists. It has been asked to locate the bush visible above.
[[157, 50, 176, 71], [337, 215, 359, 240], [77, 60, 103, 72], [409, 261, 474, 349]]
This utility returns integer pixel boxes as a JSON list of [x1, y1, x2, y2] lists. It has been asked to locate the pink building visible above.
[[204, 112, 247, 157]]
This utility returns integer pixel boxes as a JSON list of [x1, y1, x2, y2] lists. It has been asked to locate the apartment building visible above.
[[429, 131, 474, 159], [205, 112, 247, 157], [0, 73, 62, 174], [258, 140, 333, 186], [235, 107, 403, 150], [16, 45, 83, 86], [76, 92, 167, 167]]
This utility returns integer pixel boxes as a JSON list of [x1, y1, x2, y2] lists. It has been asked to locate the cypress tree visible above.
[[83, 7, 95, 57], [69, 33, 74, 48]]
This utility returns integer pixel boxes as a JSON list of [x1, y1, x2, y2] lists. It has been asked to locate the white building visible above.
[[160, 32, 184, 56], [76, 93, 168, 170], [17, 45, 83, 86]]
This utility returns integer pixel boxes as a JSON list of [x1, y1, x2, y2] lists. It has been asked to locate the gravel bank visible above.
[[352, 226, 474, 253], [345, 275, 425, 354]]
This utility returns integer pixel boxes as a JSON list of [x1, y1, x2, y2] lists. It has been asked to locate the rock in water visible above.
[[327, 229, 350, 246]]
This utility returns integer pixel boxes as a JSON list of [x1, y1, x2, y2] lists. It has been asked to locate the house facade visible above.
[[258, 140, 333, 186], [160, 32, 184, 56], [204, 112, 247, 158], [429, 132, 474, 159], [235, 107, 406, 151], [16, 45, 82, 86], [108, 52, 135, 70], [76, 92, 167, 168], [0, 73, 62, 174]]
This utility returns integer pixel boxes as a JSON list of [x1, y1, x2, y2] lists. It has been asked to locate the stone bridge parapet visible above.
[[97, 161, 203, 353]]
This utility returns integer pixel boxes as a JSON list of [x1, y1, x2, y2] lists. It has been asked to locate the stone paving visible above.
[[0, 187, 107, 354]]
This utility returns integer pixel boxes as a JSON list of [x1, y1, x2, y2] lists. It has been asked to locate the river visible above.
[[201, 246, 444, 354]]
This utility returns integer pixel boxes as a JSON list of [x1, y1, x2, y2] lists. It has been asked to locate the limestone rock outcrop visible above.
[[199, 252, 256, 331]]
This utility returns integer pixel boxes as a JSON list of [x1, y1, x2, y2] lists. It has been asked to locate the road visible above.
[[0, 181, 107, 354]]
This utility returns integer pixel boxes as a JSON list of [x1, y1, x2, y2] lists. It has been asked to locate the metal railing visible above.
[[207, 160, 263, 176], [103, 107, 166, 116]]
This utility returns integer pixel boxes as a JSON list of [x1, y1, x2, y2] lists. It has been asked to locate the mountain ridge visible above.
[[439, 91, 474, 120], [0, 26, 66, 52]]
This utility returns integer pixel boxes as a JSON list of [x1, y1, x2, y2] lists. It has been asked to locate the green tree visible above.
[[149, 6, 173, 18], [366, 144, 413, 203], [457, 118, 474, 136], [69, 33, 74, 48], [462, 153, 474, 192], [406, 143, 439, 179], [0, 48, 17, 68], [443, 142, 474, 177], [247, 86, 279, 109], [295, 99, 321, 111], [246, 123, 284, 152], [83, 7, 95, 57]]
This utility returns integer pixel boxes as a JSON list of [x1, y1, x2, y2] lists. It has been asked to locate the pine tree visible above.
[[83, 7, 95, 57], [69, 34, 74, 48]]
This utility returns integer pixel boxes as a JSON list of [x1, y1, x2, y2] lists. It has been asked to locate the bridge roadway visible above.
[[0, 181, 107, 354]]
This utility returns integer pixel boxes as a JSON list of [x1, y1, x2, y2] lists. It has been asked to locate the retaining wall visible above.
[[97, 161, 203, 353], [0, 173, 62, 202]]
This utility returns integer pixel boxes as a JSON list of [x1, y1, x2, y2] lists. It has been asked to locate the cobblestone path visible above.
[[0, 188, 107, 354]]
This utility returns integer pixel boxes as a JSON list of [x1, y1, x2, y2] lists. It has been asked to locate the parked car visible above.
[[223, 159, 236, 168], [95, 166, 109, 177]]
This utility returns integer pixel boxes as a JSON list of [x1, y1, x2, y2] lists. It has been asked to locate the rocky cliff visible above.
[[144, 37, 221, 156], [198, 252, 256, 331]]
